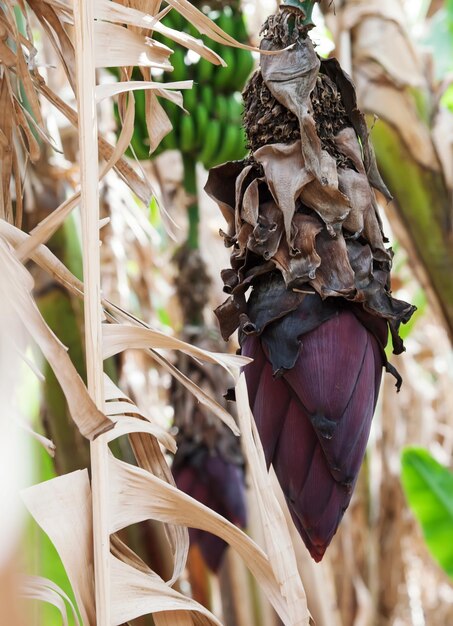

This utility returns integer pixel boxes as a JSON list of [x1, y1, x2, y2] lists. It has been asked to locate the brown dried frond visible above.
[[0, 2, 44, 226]]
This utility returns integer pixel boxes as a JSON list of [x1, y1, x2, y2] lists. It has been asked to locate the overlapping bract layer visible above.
[[243, 309, 385, 560]]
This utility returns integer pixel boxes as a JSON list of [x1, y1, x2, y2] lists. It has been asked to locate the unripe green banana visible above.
[[213, 122, 240, 165], [165, 9, 185, 31], [184, 83, 198, 114], [227, 92, 243, 124], [195, 104, 209, 148], [235, 48, 255, 91], [217, 9, 235, 38], [180, 114, 196, 153], [213, 47, 236, 91], [134, 89, 147, 132], [161, 128, 178, 151], [187, 22, 199, 38], [171, 48, 186, 82], [234, 13, 248, 41], [130, 132, 151, 160], [201, 86, 214, 113], [214, 94, 229, 122], [162, 100, 180, 131], [197, 57, 214, 84], [199, 119, 222, 169], [161, 104, 180, 151]]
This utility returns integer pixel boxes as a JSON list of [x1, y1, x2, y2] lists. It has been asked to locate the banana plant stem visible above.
[[183, 154, 199, 250], [282, 0, 317, 25]]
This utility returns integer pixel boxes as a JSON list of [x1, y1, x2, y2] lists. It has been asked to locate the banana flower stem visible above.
[[183, 154, 199, 251], [282, 0, 317, 25]]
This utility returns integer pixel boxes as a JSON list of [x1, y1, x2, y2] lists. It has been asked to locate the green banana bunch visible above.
[[110, 6, 254, 165], [161, 7, 253, 165], [202, 9, 255, 94]]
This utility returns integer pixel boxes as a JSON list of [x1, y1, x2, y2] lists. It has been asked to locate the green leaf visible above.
[[399, 288, 426, 340], [447, 0, 453, 26], [441, 83, 453, 114], [401, 447, 453, 578], [422, 9, 453, 79]]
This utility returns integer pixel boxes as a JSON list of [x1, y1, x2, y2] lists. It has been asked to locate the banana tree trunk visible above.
[[322, 0, 453, 340]]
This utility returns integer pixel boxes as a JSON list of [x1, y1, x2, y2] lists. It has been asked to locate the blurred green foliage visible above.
[[401, 447, 453, 578], [422, 0, 453, 80]]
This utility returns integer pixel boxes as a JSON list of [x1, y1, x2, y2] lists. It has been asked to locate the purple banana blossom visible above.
[[242, 306, 386, 561], [173, 450, 247, 572], [205, 5, 416, 562]]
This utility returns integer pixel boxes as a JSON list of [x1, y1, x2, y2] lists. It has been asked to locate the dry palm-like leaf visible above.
[[22, 468, 204, 626], [0, 219, 85, 296], [102, 323, 249, 374], [22, 422, 205, 625], [95, 80, 193, 102], [2, 0, 240, 254], [0, 1, 44, 226], [0, 211, 33, 619], [235, 374, 310, 626], [22, 471, 96, 626], [102, 302, 247, 435], [0, 219, 245, 440], [39, 82, 154, 203], [21, 575, 81, 626], [103, 373, 189, 586], [108, 455, 292, 624], [110, 555, 223, 626], [22, 435, 303, 626], [0, 226, 278, 617], [17, 418, 56, 457], [15, 191, 82, 262], [1, 176, 311, 619], [94, 0, 224, 65], [93, 21, 174, 69], [0, 236, 112, 440], [147, 346, 242, 435]]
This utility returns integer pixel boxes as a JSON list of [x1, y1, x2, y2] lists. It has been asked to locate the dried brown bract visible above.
[[206, 8, 415, 374]]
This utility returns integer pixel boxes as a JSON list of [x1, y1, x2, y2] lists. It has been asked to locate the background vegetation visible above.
[[1, 1, 453, 626]]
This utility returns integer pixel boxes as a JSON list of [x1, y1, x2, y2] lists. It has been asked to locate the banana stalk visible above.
[[183, 155, 200, 253], [283, 0, 318, 25]]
